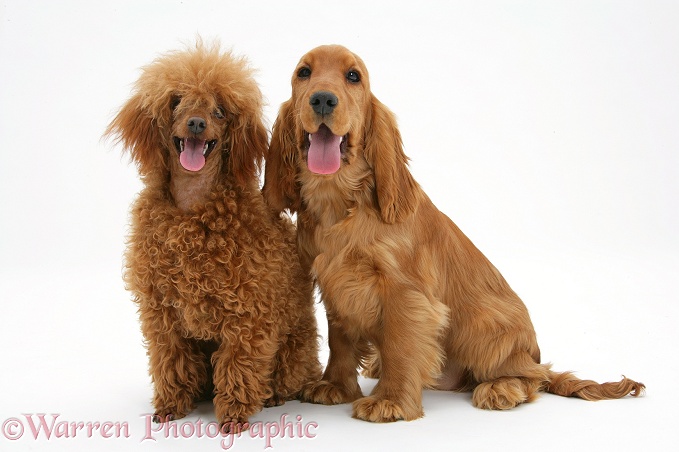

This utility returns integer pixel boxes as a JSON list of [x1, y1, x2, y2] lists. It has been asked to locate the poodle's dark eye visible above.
[[346, 70, 360, 83], [170, 96, 181, 111], [214, 106, 226, 119], [297, 67, 311, 79]]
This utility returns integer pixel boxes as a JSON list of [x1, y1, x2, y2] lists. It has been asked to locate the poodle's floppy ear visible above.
[[364, 95, 419, 224], [227, 106, 268, 188], [104, 93, 165, 176], [262, 100, 302, 213]]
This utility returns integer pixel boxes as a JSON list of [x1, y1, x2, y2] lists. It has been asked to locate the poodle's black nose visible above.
[[187, 117, 207, 135], [310, 91, 338, 116]]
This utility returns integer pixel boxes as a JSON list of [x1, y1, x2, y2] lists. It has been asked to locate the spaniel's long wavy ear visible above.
[[227, 105, 268, 188], [104, 93, 165, 177], [364, 95, 419, 224], [262, 100, 302, 213]]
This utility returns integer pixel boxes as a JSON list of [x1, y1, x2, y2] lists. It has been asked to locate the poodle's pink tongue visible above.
[[179, 138, 206, 171], [307, 125, 341, 175]]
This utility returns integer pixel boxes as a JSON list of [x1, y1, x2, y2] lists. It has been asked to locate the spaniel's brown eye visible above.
[[214, 106, 226, 119], [170, 96, 181, 111], [346, 70, 360, 83], [297, 67, 311, 79]]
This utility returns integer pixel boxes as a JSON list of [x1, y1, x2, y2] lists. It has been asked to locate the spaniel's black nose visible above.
[[310, 91, 338, 116]]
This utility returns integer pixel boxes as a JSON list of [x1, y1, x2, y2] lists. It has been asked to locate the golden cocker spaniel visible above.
[[263, 44, 644, 422]]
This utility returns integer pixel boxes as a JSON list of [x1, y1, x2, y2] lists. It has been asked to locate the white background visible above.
[[1, 1, 677, 450]]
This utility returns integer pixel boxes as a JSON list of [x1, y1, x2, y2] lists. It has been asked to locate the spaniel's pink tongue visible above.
[[179, 138, 206, 171], [307, 125, 341, 174]]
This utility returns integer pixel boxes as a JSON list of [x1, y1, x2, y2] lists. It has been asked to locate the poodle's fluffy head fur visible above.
[[106, 41, 267, 187]]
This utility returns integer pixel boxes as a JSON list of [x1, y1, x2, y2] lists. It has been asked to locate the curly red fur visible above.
[[105, 41, 321, 430], [263, 44, 644, 422]]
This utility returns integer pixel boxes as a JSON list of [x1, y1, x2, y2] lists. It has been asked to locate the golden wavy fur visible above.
[[105, 42, 321, 431], [263, 44, 644, 422]]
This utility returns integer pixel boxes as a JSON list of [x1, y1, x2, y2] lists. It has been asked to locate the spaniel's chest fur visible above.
[[307, 207, 403, 340], [301, 168, 414, 338]]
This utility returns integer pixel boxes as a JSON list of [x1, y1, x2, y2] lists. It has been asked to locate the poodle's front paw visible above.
[[152, 398, 193, 423], [352, 396, 423, 422], [151, 413, 176, 424], [219, 418, 250, 434], [214, 396, 258, 435], [263, 393, 286, 408], [152, 409, 191, 423], [300, 380, 362, 405]]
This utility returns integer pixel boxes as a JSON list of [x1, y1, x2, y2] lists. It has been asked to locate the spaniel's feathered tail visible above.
[[546, 369, 645, 400]]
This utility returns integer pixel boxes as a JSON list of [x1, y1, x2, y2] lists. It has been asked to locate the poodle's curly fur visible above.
[[105, 41, 321, 431]]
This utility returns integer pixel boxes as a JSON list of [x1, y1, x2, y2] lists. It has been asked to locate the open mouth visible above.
[[304, 124, 348, 175], [173, 137, 218, 172]]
